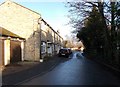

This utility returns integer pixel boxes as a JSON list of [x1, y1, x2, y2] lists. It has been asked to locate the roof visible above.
[[0, 0, 41, 16], [0, 27, 24, 39], [41, 18, 63, 40]]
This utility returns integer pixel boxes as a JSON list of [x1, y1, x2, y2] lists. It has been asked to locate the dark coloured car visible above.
[[58, 48, 70, 57], [68, 48, 72, 54]]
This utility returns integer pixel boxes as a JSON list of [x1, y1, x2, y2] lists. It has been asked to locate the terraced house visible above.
[[0, 0, 63, 67]]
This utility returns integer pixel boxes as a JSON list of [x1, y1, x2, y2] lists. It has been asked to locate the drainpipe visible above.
[[21, 41, 24, 61], [38, 18, 43, 62]]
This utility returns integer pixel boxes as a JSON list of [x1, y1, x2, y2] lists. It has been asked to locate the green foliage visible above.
[[67, 1, 120, 69], [77, 6, 104, 53]]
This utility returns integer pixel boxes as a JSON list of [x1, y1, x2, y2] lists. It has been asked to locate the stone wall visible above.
[[0, 1, 41, 61]]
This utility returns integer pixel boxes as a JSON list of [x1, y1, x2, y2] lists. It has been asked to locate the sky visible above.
[[14, 1, 74, 40], [0, 0, 75, 39]]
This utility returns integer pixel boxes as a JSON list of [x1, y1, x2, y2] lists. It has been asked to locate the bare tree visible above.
[[66, 0, 120, 68]]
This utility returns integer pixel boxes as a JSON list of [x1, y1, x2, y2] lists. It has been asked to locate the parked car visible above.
[[58, 48, 71, 57], [68, 48, 72, 54]]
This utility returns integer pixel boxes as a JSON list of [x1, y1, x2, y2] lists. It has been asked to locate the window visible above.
[[41, 42, 46, 54], [41, 21, 47, 32]]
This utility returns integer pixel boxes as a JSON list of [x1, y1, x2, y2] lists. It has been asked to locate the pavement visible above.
[[83, 52, 120, 78], [2, 55, 61, 85], [92, 57, 120, 78], [2, 61, 40, 76]]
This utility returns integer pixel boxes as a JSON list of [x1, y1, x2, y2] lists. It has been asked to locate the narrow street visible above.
[[21, 51, 120, 85]]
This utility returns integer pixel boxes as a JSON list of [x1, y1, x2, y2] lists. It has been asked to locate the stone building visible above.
[[0, 0, 41, 62], [0, 0, 64, 66], [41, 19, 63, 58]]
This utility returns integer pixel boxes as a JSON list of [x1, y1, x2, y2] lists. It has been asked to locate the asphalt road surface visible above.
[[21, 51, 120, 85]]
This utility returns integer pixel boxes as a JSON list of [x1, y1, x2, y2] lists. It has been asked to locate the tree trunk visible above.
[[110, 2, 116, 64], [98, 1, 111, 61]]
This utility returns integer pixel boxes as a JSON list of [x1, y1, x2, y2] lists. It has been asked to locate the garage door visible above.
[[10, 40, 21, 63]]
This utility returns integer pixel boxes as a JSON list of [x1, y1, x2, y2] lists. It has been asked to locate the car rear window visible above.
[[59, 49, 68, 52]]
